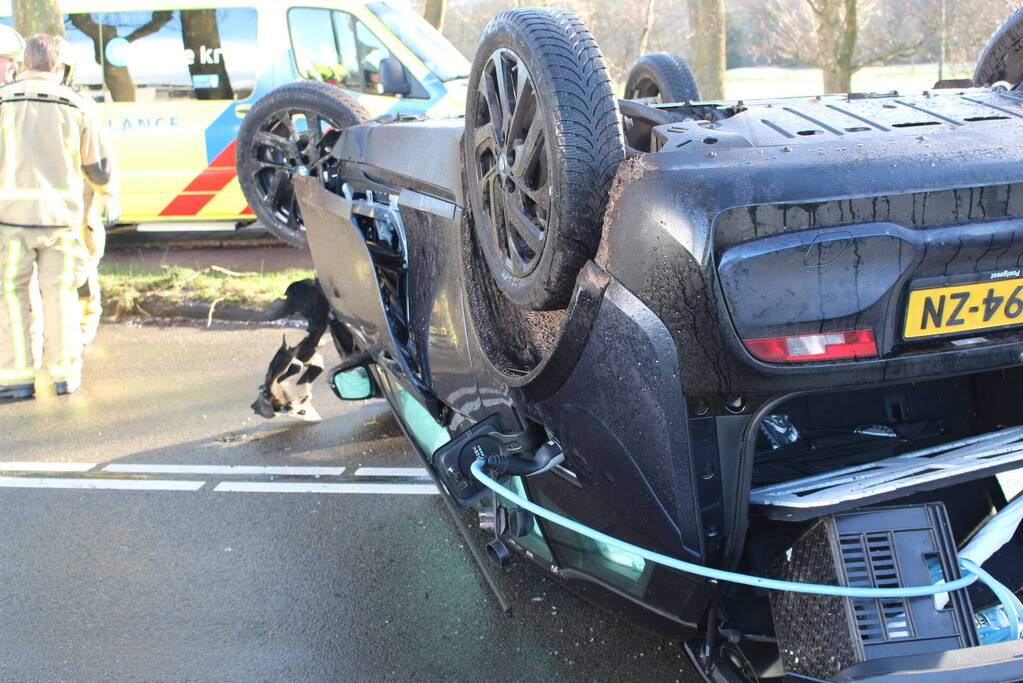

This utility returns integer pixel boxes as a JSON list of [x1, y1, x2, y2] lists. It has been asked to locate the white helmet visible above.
[[0, 24, 25, 59]]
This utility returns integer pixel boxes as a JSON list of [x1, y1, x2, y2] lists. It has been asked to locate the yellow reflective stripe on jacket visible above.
[[2, 237, 27, 372], [0, 189, 77, 200], [0, 368, 33, 381]]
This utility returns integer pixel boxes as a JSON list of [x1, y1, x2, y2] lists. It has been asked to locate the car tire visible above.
[[624, 52, 701, 103], [974, 7, 1023, 87], [464, 8, 625, 311], [237, 81, 369, 248]]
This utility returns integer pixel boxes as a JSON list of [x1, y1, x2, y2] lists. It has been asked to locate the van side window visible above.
[[288, 8, 354, 88], [67, 8, 257, 102], [288, 8, 396, 95], [0, 17, 105, 99], [330, 13, 362, 91]]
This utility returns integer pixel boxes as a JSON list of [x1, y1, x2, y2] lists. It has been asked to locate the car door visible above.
[[85, 7, 258, 222]]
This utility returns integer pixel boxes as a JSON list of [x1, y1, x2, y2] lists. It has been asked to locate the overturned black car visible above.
[[238, 7, 1023, 682]]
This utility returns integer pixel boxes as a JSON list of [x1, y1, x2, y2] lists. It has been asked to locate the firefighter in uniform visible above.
[[55, 37, 118, 345], [0, 35, 116, 399]]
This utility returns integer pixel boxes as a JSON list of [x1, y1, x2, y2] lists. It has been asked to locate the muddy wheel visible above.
[[464, 8, 625, 311], [624, 52, 701, 103], [237, 82, 368, 248], [974, 7, 1023, 87]]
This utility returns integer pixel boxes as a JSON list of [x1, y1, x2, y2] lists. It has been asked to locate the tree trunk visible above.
[[69, 13, 134, 101], [822, 66, 853, 93], [638, 0, 656, 57], [424, 0, 446, 31], [813, 0, 857, 93], [835, 0, 858, 93], [688, 0, 726, 99], [70, 11, 174, 102], [13, 0, 64, 38], [824, 62, 854, 93], [181, 9, 233, 101]]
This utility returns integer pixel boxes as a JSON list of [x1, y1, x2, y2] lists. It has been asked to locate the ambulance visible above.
[[0, 0, 469, 229]]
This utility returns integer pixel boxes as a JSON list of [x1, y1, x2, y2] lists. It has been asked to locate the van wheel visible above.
[[237, 82, 368, 248], [625, 52, 701, 103], [464, 8, 625, 311], [974, 7, 1023, 86]]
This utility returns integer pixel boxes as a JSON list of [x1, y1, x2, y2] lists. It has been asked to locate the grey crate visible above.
[[769, 503, 977, 679]]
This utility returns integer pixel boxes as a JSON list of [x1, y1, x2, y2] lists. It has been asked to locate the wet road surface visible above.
[[0, 324, 698, 682]]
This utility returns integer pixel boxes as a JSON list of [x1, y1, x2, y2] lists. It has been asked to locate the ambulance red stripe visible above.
[[160, 193, 216, 217], [183, 168, 236, 193], [158, 140, 240, 216]]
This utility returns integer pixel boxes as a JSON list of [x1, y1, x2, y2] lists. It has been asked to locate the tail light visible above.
[[744, 330, 877, 363]]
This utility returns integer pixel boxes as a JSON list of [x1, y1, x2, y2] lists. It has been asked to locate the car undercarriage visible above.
[[241, 7, 1023, 681]]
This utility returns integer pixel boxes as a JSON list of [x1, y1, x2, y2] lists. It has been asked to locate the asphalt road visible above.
[[0, 324, 698, 682]]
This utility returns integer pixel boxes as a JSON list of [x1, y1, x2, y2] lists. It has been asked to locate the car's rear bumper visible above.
[[600, 127, 1023, 399]]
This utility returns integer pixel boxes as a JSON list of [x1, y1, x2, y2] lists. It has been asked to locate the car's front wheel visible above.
[[463, 8, 625, 311], [237, 82, 369, 248]]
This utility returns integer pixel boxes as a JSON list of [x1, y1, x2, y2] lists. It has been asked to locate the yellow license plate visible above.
[[904, 277, 1023, 339]]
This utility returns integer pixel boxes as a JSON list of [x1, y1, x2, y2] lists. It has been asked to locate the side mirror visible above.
[[330, 366, 374, 400], [328, 352, 377, 400], [379, 57, 411, 96]]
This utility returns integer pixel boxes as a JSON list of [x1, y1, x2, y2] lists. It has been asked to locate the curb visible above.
[[101, 297, 267, 323]]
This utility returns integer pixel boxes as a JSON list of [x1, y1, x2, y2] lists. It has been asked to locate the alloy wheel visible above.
[[248, 108, 344, 238], [470, 48, 551, 278]]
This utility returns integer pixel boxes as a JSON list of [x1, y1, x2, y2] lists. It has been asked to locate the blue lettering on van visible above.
[[108, 117, 183, 132]]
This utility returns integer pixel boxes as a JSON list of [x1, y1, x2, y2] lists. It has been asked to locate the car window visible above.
[[353, 19, 393, 95], [330, 12, 362, 90], [367, 1, 469, 82], [68, 8, 256, 102], [288, 8, 345, 85], [289, 7, 395, 95]]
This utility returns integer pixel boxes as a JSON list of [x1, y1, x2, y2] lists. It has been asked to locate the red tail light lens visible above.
[[744, 330, 878, 363]]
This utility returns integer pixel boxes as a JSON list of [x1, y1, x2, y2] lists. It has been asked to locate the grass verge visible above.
[[723, 62, 975, 100], [98, 262, 315, 319]]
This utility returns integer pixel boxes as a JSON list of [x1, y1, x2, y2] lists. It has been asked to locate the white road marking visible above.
[[213, 481, 438, 495], [0, 462, 96, 472], [104, 464, 346, 476], [0, 477, 205, 491], [353, 467, 429, 478], [0, 463, 438, 495]]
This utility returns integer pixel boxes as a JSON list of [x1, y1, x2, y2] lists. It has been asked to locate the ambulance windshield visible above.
[[367, 2, 470, 82]]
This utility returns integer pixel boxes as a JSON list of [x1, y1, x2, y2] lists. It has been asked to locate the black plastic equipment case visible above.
[[768, 503, 977, 680]]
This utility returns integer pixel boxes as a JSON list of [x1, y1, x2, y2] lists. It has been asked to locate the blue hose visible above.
[[471, 460, 985, 599], [961, 559, 1023, 641]]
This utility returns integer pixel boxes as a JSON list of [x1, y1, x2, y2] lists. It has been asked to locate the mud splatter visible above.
[[596, 155, 652, 268]]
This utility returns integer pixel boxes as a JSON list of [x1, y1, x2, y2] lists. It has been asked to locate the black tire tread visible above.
[[974, 7, 1023, 86], [625, 52, 701, 102], [237, 81, 369, 248], [466, 8, 625, 310]]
